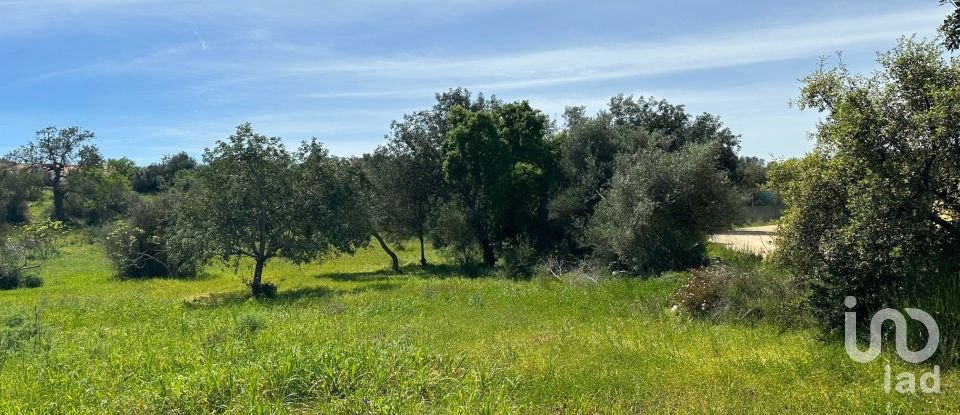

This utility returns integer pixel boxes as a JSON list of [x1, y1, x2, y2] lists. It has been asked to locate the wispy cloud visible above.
[[191, 28, 207, 50], [0, 0, 527, 37], [286, 7, 943, 91], [9, 6, 943, 97], [0, 1, 948, 162]]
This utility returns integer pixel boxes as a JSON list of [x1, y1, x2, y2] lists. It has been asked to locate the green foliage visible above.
[[5, 126, 97, 221], [0, 167, 43, 224], [443, 101, 555, 266], [131, 152, 197, 193], [0, 218, 65, 289], [550, 95, 744, 256], [671, 263, 810, 328], [64, 163, 137, 225], [608, 95, 741, 179], [104, 194, 207, 278], [495, 237, 538, 278], [431, 198, 478, 265], [106, 157, 138, 180], [369, 89, 490, 266], [235, 312, 267, 336], [0, 311, 43, 357], [773, 39, 960, 361], [942, 0, 960, 51], [179, 124, 368, 294], [586, 142, 738, 274]]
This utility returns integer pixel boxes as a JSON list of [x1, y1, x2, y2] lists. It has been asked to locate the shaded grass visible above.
[[0, 235, 955, 413]]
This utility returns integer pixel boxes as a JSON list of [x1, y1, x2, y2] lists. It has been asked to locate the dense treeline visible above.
[[0, 90, 757, 294]]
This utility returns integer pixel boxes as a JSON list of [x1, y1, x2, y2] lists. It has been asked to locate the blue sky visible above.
[[0, 0, 952, 164]]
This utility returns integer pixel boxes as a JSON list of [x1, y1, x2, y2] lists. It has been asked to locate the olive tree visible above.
[[374, 88, 499, 266], [549, 95, 743, 256], [179, 124, 366, 296], [771, 39, 960, 344], [585, 142, 738, 274], [5, 126, 96, 220]]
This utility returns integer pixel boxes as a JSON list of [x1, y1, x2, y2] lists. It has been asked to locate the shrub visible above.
[[64, 167, 137, 225], [0, 312, 42, 354], [496, 237, 538, 278], [0, 219, 64, 290], [0, 245, 30, 290], [1, 248, 46, 289], [672, 265, 736, 316], [0, 168, 43, 224], [432, 201, 478, 265], [104, 195, 207, 278], [672, 264, 809, 328]]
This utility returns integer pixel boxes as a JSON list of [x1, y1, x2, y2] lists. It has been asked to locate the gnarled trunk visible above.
[[373, 232, 400, 273]]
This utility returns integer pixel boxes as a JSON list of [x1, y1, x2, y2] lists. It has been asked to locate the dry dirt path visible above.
[[709, 225, 778, 256]]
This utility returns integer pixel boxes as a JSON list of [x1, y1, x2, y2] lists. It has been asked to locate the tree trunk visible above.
[[251, 258, 265, 293], [479, 235, 496, 267], [419, 233, 428, 266], [373, 232, 400, 273], [51, 179, 66, 221]]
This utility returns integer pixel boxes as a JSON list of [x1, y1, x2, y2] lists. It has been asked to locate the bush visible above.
[[0, 168, 43, 224], [672, 264, 809, 328], [0, 219, 64, 290], [64, 167, 137, 225], [673, 264, 736, 316], [131, 152, 198, 193], [104, 195, 207, 278], [496, 237, 538, 278], [432, 201, 478, 265], [0, 312, 43, 354], [0, 246, 31, 290]]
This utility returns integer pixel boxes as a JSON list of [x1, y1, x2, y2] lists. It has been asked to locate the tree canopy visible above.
[[179, 124, 368, 295], [771, 38, 960, 328], [5, 126, 97, 221]]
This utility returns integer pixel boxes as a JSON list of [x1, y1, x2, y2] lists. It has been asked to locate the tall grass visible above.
[[0, 236, 955, 413]]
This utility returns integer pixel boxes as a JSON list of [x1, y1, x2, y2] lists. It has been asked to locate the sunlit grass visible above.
[[0, 233, 956, 413]]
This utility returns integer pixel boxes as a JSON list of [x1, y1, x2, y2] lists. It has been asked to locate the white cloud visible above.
[[0, 0, 527, 36], [8, 5, 944, 96], [0, 2, 946, 160], [285, 7, 943, 89]]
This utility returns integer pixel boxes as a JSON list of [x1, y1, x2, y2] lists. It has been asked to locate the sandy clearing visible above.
[[709, 225, 778, 257]]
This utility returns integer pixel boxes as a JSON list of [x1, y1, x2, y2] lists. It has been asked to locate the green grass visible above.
[[0, 234, 956, 413]]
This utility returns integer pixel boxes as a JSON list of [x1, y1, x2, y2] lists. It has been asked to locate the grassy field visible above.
[[0, 232, 956, 414]]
